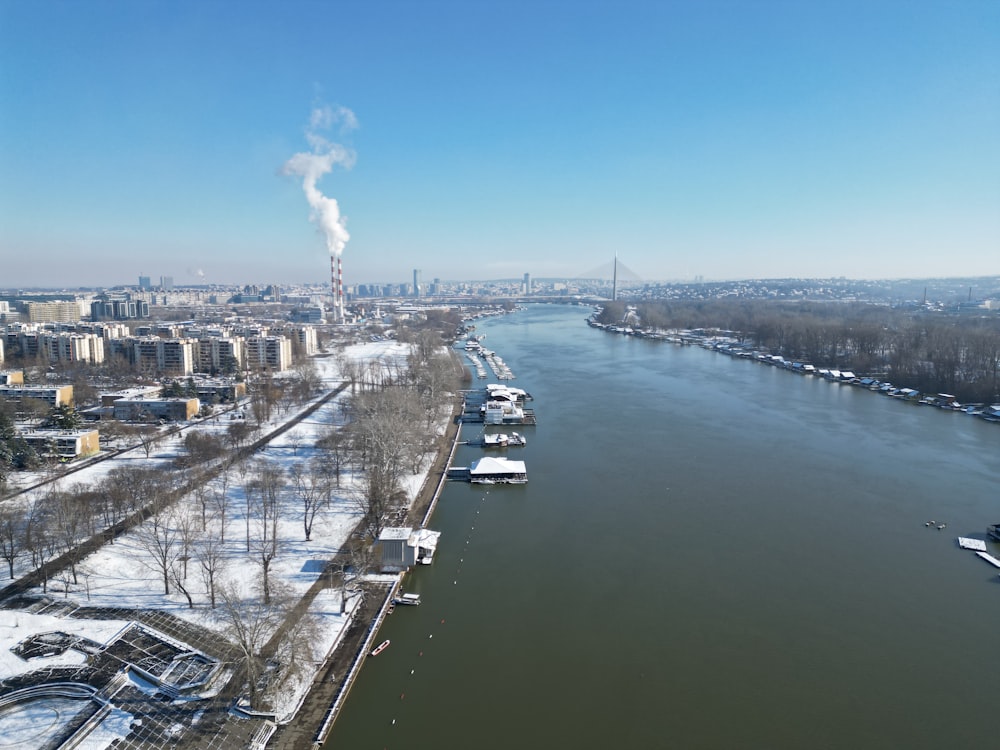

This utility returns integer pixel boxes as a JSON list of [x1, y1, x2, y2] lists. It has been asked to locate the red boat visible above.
[[370, 639, 391, 657]]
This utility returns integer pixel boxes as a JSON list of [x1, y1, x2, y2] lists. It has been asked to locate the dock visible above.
[[974, 551, 1000, 569], [957, 537, 988, 552]]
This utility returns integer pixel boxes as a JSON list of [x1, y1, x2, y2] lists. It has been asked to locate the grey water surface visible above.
[[326, 303, 1000, 750]]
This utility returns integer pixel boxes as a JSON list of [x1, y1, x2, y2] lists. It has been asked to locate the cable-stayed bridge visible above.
[[575, 256, 643, 283]]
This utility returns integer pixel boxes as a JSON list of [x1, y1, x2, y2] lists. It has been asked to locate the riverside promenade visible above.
[[268, 392, 465, 750]]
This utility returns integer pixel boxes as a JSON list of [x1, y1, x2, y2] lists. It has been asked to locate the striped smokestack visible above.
[[330, 255, 337, 318], [337, 256, 345, 322]]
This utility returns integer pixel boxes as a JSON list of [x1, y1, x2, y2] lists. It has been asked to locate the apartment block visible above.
[[245, 335, 292, 371], [113, 396, 199, 421], [25, 301, 82, 323], [39, 332, 106, 364], [0, 384, 73, 408], [17, 428, 100, 459], [197, 336, 244, 374]]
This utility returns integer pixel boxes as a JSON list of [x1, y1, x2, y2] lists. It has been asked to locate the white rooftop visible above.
[[470, 456, 527, 475]]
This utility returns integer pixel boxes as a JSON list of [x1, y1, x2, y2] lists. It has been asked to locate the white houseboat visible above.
[[469, 456, 527, 484], [482, 432, 527, 447]]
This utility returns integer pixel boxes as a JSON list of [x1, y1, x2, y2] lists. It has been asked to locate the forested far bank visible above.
[[596, 300, 1000, 404]]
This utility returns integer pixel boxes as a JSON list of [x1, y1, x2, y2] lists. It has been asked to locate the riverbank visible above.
[[269, 383, 466, 750]]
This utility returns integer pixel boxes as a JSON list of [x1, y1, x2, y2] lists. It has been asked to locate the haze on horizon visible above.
[[1, 1, 997, 289]]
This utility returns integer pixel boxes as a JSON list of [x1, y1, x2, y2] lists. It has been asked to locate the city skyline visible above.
[[1, 1, 998, 288]]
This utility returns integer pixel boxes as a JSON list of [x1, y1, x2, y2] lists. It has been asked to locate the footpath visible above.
[[268, 392, 464, 750]]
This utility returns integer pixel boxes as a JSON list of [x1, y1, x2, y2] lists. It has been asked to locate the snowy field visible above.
[[0, 340, 451, 744]]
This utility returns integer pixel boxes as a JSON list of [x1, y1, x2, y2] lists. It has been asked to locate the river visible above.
[[326, 303, 1000, 749]]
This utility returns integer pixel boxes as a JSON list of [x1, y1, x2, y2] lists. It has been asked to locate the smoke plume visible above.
[[283, 105, 357, 256]]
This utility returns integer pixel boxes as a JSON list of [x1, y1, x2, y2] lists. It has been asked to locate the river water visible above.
[[326, 303, 1000, 749]]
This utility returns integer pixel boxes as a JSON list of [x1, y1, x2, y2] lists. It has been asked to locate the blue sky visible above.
[[1, 0, 998, 288]]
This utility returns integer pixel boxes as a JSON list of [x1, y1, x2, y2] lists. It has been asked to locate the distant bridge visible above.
[[575, 256, 643, 283]]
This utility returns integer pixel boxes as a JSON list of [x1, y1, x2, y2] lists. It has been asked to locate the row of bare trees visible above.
[[599, 300, 1000, 402], [332, 333, 462, 540]]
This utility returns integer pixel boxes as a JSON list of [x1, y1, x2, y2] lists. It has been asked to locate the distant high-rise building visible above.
[[160, 275, 174, 291], [25, 301, 81, 323], [523, 273, 532, 295], [138, 275, 151, 290], [413, 269, 422, 298]]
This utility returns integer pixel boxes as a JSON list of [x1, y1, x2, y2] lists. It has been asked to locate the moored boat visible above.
[[988, 524, 1000, 542], [370, 639, 391, 656]]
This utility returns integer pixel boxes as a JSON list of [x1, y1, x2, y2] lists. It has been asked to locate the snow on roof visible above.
[[470, 456, 526, 475], [486, 384, 527, 397], [409, 529, 441, 551], [379, 527, 413, 541]]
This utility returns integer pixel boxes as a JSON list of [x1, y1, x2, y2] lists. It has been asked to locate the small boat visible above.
[[370, 639, 391, 657], [988, 524, 1000, 542]]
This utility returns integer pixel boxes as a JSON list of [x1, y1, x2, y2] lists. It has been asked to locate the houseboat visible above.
[[469, 456, 527, 484], [394, 593, 422, 606], [482, 432, 527, 447], [370, 639, 391, 656]]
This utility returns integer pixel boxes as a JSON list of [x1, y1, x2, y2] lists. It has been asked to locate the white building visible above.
[[469, 456, 527, 484], [375, 527, 441, 571], [39, 332, 105, 364]]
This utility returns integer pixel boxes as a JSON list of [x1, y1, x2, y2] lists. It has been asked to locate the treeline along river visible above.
[[326, 303, 1000, 749]]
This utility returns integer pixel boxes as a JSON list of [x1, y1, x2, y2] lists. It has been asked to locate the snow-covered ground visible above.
[[0, 340, 453, 744]]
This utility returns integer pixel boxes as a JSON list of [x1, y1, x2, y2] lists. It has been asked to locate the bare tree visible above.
[[174, 507, 201, 582], [24, 494, 58, 594], [237, 460, 254, 553], [216, 580, 286, 705], [227, 420, 254, 453], [315, 427, 348, 488], [268, 607, 320, 701], [344, 387, 417, 539], [248, 460, 283, 605], [290, 459, 330, 542], [193, 481, 211, 531], [195, 534, 227, 609], [211, 469, 231, 544], [104, 465, 160, 523], [134, 504, 181, 595], [0, 504, 25, 578], [53, 490, 87, 585], [134, 425, 162, 459]]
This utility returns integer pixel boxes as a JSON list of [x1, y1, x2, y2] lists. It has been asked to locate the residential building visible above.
[[197, 336, 244, 374], [17, 428, 100, 459], [128, 337, 195, 375], [0, 384, 74, 408], [245, 335, 292, 371], [113, 396, 199, 421], [25, 301, 82, 323], [39, 332, 105, 364], [290, 325, 318, 355]]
